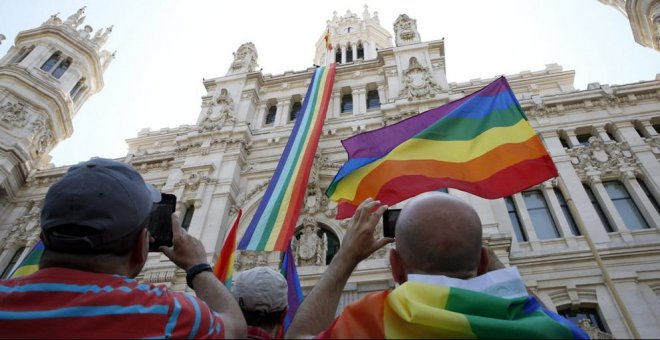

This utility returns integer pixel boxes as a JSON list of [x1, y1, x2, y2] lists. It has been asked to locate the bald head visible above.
[[395, 192, 483, 279]]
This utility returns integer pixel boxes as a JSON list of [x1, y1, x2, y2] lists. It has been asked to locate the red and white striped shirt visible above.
[[0, 267, 225, 338]]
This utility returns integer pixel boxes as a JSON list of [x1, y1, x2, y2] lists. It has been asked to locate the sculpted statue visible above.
[[63, 7, 86, 29], [229, 42, 259, 74]]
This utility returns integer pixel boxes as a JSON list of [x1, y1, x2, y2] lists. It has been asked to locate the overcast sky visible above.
[[1, 0, 659, 167]]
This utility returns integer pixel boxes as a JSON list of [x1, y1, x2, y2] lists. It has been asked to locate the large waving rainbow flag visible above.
[[317, 281, 588, 339], [238, 64, 336, 251], [327, 76, 558, 218]]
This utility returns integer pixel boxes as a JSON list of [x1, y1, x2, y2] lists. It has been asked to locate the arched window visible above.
[[181, 205, 195, 231], [265, 105, 276, 125], [366, 90, 380, 109], [341, 94, 353, 113], [11, 45, 34, 64], [357, 42, 364, 59], [1, 247, 25, 279], [345, 45, 353, 63], [41, 52, 61, 72], [335, 48, 341, 64], [290, 101, 302, 121], [52, 57, 72, 79]]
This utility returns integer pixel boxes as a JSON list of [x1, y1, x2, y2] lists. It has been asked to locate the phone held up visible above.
[[382, 208, 401, 238], [148, 193, 177, 252]]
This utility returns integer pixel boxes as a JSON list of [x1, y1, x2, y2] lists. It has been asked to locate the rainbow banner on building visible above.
[[213, 209, 242, 288], [327, 76, 558, 219], [238, 64, 336, 251], [9, 241, 44, 279]]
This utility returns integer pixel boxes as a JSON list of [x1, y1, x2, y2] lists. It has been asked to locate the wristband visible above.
[[186, 263, 212, 289]]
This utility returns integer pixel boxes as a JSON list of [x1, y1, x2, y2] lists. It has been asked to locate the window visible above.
[[554, 188, 580, 236], [335, 49, 341, 64], [345, 45, 353, 63], [357, 42, 364, 59], [70, 77, 86, 98], [576, 133, 591, 146], [638, 179, 660, 214], [523, 190, 560, 239], [366, 90, 380, 109], [584, 185, 614, 232], [52, 57, 72, 79], [605, 129, 617, 142], [265, 105, 276, 125], [604, 181, 648, 230], [1, 247, 25, 279], [341, 94, 353, 113], [290, 101, 302, 121], [558, 132, 570, 149], [633, 121, 647, 138], [41, 52, 61, 72], [558, 307, 607, 333], [505, 197, 527, 242], [181, 205, 194, 231]]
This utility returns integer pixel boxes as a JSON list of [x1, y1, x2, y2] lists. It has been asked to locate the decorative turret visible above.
[[314, 5, 392, 65], [227, 42, 259, 75], [0, 8, 114, 201]]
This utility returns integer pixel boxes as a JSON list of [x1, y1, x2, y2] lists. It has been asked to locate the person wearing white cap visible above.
[[232, 266, 288, 339]]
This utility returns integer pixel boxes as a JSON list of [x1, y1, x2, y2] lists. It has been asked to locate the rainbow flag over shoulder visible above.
[[8, 241, 44, 279], [238, 64, 336, 251], [317, 275, 588, 339], [327, 76, 558, 218]]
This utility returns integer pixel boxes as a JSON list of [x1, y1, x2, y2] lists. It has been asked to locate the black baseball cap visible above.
[[41, 158, 161, 252]]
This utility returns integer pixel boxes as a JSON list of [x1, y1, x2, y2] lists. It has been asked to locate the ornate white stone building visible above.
[[1, 6, 659, 338], [599, 0, 660, 51]]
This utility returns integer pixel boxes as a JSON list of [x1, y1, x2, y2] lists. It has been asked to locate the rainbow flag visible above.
[[317, 281, 588, 339], [213, 209, 242, 288], [9, 241, 44, 279], [238, 64, 336, 251], [327, 76, 558, 218], [280, 244, 303, 335]]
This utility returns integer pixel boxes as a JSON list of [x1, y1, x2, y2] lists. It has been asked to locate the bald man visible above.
[[286, 193, 588, 339]]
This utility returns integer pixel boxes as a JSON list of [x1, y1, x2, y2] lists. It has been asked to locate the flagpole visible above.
[[564, 196, 641, 339]]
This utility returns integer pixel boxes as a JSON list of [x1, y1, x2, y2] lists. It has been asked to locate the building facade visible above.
[[1, 6, 659, 338], [599, 0, 660, 52]]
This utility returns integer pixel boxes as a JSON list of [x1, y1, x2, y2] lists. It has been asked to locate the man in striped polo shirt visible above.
[[0, 158, 246, 338]]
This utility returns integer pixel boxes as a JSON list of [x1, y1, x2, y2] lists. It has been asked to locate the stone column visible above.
[[638, 120, 657, 137], [331, 92, 341, 117], [352, 42, 358, 61], [254, 103, 266, 129], [354, 88, 366, 115], [511, 193, 541, 250], [340, 45, 346, 64], [277, 100, 290, 126]]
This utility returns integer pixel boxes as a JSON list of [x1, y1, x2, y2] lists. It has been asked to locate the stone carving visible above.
[[4, 204, 41, 249], [399, 57, 442, 100], [393, 14, 421, 46], [31, 119, 53, 156], [577, 319, 614, 339], [567, 136, 638, 180], [229, 42, 259, 74], [63, 7, 86, 29], [43, 13, 62, 26], [207, 88, 234, 122], [78, 25, 93, 39], [292, 218, 327, 266], [234, 250, 269, 271], [0, 101, 29, 128], [92, 26, 113, 48]]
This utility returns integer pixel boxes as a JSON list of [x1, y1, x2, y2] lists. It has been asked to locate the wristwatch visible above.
[[186, 263, 213, 289]]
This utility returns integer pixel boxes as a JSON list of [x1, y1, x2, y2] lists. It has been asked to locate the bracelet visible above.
[[186, 263, 213, 289]]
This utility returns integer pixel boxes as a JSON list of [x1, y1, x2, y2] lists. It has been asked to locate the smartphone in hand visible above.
[[382, 208, 401, 238], [148, 193, 177, 252]]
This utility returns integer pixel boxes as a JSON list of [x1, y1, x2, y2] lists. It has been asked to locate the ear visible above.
[[130, 229, 149, 268], [389, 248, 407, 285], [477, 246, 489, 276]]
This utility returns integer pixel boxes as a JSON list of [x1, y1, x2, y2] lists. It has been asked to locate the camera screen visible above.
[[148, 193, 176, 252], [382, 209, 400, 238]]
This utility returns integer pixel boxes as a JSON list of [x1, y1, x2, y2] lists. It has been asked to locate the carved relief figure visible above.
[[292, 218, 328, 266], [210, 88, 234, 121], [30, 119, 53, 156], [399, 57, 442, 100], [0, 102, 29, 128], [393, 14, 421, 46]]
